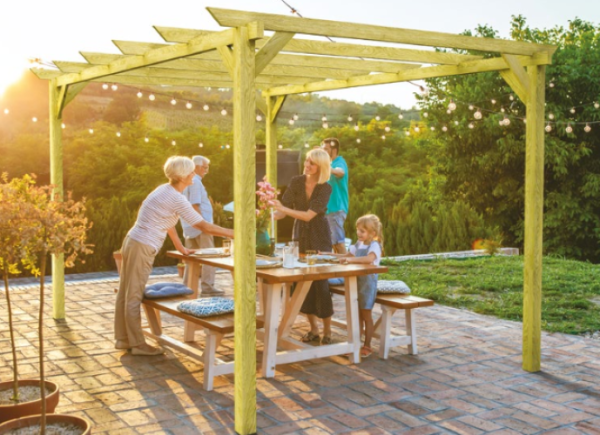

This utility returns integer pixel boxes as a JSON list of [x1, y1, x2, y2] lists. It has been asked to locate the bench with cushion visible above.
[[329, 284, 434, 359]]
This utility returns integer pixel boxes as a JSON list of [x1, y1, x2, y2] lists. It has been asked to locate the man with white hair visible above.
[[181, 155, 222, 295]]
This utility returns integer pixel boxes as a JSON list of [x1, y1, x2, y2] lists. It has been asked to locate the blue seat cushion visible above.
[[144, 282, 193, 299], [177, 297, 234, 318], [377, 280, 411, 294], [328, 277, 345, 286]]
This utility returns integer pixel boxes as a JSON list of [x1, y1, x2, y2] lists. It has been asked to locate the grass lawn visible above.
[[382, 255, 600, 335]]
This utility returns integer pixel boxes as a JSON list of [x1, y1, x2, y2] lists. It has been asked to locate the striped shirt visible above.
[[128, 184, 204, 251]]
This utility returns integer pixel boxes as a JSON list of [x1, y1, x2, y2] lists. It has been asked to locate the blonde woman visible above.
[[270, 148, 334, 344], [115, 156, 234, 356]]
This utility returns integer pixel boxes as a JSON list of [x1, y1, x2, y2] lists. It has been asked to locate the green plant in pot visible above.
[[0, 174, 93, 434], [255, 177, 278, 256]]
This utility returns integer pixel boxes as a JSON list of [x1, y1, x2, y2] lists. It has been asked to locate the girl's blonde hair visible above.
[[356, 214, 384, 254], [306, 148, 331, 184]]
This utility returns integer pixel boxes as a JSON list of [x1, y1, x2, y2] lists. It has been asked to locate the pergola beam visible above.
[[208, 8, 556, 56], [500, 54, 531, 103], [264, 52, 552, 97], [55, 24, 263, 87], [156, 26, 483, 65]]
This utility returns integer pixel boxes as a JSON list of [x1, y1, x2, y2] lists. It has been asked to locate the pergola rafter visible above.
[[32, 8, 556, 435]]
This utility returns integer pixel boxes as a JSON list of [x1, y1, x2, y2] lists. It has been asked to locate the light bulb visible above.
[[89, 129, 94, 134], [304, 143, 309, 148], [491, 99, 496, 104], [509, 94, 514, 101], [501, 107, 505, 113], [354, 124, 359, 131], [384, 126, 390, 132], [322, 115, 327, 122], [595, 102, 600, 109], [206, 87, 212, 91], [186, 102, 192, 109], [226, 144, 230, 149], [442, 125, 448, 132], [398, 114, 403, 119], [221, 109, 227, 116], [137, 91, 143, 98], [144, 137, 149, 143], [545, 124, 552, 133], [203, 104, 209, 111], [469, 105, 474, 110], [566, 124, 573, 133], [549, 113, 554, 120], [503, 117, 510, 126], [447, 109, 452, 114], [102, 83, 109, 90], [171, 98, 177, 105], [584, 124, 592, 133], [454, 120, 459, 125], [423, 112, 428, 118], [405, 131, 410, 136], [375, 116, 381, 121], [32, 117, 37, 122], [430, 126, 435, 131], [3, 109, 8, 115], [199, 142, 203, 147], [474, 110, 482, 120], [570, 107, 576, 114], [549, 81, 555, 88], [468, 122, 474, 129], [256, 114, 263, 122], [356, 138, 361, 143], [61, 123, 65, 129], [347, 115, 353, 122], [278, 144, 283, 149], [293, 113, 299, 121], [149, 94, 155, 101], [414, 126, 420, 133], [116, 132, 121, 137], [289, 119, 295, 125], [381, 135, 386, 140], [171, 140, 176, 146], [111, 84, 118, 91], [448, 100, 457, 111], [322, 122, 329, 129]]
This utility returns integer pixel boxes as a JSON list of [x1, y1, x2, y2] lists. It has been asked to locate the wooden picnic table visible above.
[[168, 250, 387, 377]]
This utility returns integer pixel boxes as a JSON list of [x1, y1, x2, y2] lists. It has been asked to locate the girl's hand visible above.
[[340, 257, 352, 265], [268, 199, 283, 211]]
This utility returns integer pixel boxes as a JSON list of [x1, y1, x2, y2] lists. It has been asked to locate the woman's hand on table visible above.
[[179, 247, 195, 256]]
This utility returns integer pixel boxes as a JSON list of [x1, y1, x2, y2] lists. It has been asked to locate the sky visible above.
[[1, 0, 599, 108]]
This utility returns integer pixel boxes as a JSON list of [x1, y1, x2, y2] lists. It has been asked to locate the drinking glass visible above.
[[306, 250, 317, 265], [288, 241, 299, 260], [283, 246, 295, 268]]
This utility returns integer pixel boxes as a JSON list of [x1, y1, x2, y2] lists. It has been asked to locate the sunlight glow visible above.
[[0, 58, 30, 99]]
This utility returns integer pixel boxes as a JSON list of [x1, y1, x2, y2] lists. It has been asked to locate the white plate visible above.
[[315, 255, 337, 261], [256, 259, 277, 266]]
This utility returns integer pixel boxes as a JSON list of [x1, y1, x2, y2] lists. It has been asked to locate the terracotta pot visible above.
[[0, 413, 92, 434], [0, 380, 60, 424]]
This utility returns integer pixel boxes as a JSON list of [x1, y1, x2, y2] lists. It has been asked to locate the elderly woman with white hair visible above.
[[115, 156, 234, 356], [270, 148, 334, 345]]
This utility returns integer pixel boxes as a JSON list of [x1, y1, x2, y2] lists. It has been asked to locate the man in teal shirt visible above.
[[322, 138, 349, 254]]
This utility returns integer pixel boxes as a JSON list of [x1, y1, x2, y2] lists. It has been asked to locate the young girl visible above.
[[327, 214, 383, 358]]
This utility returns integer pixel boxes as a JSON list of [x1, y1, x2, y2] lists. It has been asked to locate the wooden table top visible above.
[[167, 251, 388, 284]]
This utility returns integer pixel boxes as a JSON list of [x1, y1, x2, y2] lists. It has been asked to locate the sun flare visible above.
[[0, 58, 31, 99]]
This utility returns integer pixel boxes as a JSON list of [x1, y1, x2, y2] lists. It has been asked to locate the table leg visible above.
[[278, 280, 312, 340], [345, 277, 361, 363], [262, 282, 283, 377], [185, 262, 200, 297]]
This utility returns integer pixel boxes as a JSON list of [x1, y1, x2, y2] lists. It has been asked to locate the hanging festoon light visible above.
[[225, 144, 230, 149], [384, 126, 391, 132], [278, 144, 283, 149], [381, 135, 386, 140], [414, 126, 420, 133], [203, 104, 209, 111], [502, 116, 510, 126], [144, 137, 150, 143], [570, 107, 576, 114], [347, 115, 353, 122], [430, 126, 435, 131], [289, 118, 295, 126], [584, 124, 592, 133], [32, 117, 37, 122], [304, 143, 309, 148], [375, 115, 381, 121], [454, 120, 459, 125], [469, 104, 474, 111], [447, 109, 452, 114], [423, 112, 428, 118], [116, 132, 121, 137], [354, 123, 359, 132], [549, 113, 555, 120], [442, 125, 448, 132], [89, 128, 94, 134], [149, 94, 156, 101], [171, 140, 177, 146], [102, 83, 109, 90], [509, 94, 514, 101], [221, 108, 227, 116], [398, 113, 404, 119], [171, 98, 177, 106], [595, 102, 600, 109], [500, 107, 505, 113], [322, 121, 329, 129], [474, 109, 483, 120], [405, 131, 410, 136], [137, 90, 143, 98], [321, 114, 327, 122], [61, 123, 66, 129], [256, 114, 263, 122], [199, 142, 204, 148], [468, 122, 475, 129], [448, 100, 457, 111], [566, 123, 573, 133], [549, 81, 555, 88], [491, 99, 496, 104], [356, 138, 361, 143], [545, 123, 552, 133], [3, 108, 8, 115], [186, 102, 193, 109], [293, 113, 299, 121], [111, 84, 118, 91]]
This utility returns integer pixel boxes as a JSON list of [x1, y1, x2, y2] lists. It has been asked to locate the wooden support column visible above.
[[232, 25, 257, 435], [523, 64, 545, 372], [49, 80, 65, 319]]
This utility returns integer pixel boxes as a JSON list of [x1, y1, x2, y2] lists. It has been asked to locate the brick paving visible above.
[[1, 269, 600, 434]]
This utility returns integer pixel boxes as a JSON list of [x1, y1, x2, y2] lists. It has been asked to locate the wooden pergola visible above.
[[32, 8, 556, 434]]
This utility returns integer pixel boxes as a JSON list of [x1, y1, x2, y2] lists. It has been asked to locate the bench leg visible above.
[[183, 321, 197, 342], [378, 306, 395, 359], [143, 304, 162, 336], [406, 308, 417, 355], [203, 329, 224, 391]]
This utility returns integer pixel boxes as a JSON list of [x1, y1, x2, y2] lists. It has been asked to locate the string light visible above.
[[423, 112, 428, 118], [321, 114, 327, 122], [447, 109, 452, 114], [278, 144, 283, 149], [414, 126, 420, 133], [468, 122, 475, 129], [430, 126, 435, 131], [545, 123, 552, 133], [500, 107, 505, 113], [171, 140, 176, 146], [354, 123, 359, 131], [149, 94, 155, 101], [442, 125, 448, 132], [448, 100, 457, 111], [509, 94, 514, 101], [469, 105, 474, 111], [116, 132, 121, 137], [203, 104, 209, 111], [502, 116, 510, 126], [111, 84, 118, 91], [221, 109, 227, 116], [144, 137, 149, 143], [454, 120, 459, 125], [102, 83, 108, 90], [398, 114, 403, 119], [61, 123, 65, 129], [137, 91, 143, 98], [566, 123, 573, 134], [491, 99, 496, 104], [226, 144, 230, 149], [549, 81, 555, 88], [474, 109, 482, 120], [171, 98, 177, 106], [186, 102, 193, 109], [347, 115, 353, 122], [289, 118, 295, 125], [381, 135, 386, 140], [3, 109, 8, 115], [32, 117, 37, 122], [570, 107, 576, 114], [256, 114, 263, 122], [384, 126, 391, 132], [89, 129, 94, 134], [304, 143, 309, 148], [584, 124, 592, 133], [595, 102, 600, 109], [356, 138, 361, 143], [293, 113, 299, 121], [375, 116, 381, 121], [322, 122, 329, 129], [199, 142, 204, 147], [549, 113, 554, 120]]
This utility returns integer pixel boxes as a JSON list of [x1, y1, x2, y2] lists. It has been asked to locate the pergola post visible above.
[[232, 25, 257, 435], [522, 64, 545, 372], [49, 80, 65, 320]]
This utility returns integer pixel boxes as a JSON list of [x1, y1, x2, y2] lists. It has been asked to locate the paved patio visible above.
[[1, 269, 600, 434]]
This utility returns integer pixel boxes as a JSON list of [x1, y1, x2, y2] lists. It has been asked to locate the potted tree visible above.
[[0, 174, 93, 434]]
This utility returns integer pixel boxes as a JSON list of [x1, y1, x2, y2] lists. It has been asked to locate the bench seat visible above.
[[329, 285, 434, 359]]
